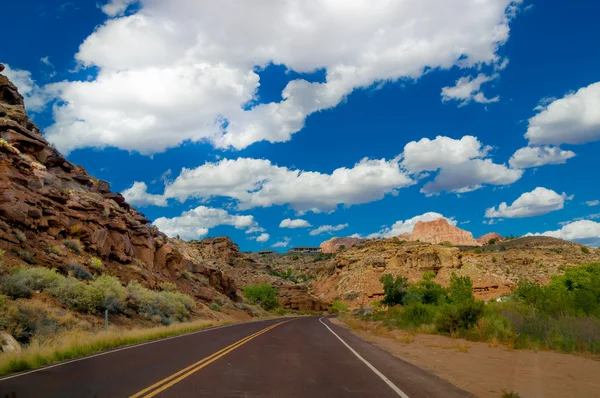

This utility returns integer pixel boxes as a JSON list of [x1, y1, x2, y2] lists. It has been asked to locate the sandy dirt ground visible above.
[[332, 318, 600, 398]]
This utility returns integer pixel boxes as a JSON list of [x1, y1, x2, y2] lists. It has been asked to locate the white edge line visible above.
[[319, 316, 410, 398], [0, 318, 284, 382]]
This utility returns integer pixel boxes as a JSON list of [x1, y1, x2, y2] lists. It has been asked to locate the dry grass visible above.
[[0, 319, 227, 376]]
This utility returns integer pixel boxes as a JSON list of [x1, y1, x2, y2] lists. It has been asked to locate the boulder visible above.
[[0, 331, 22, 355]]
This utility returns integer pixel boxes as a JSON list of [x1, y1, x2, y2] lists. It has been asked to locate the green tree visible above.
[[448, 274, 474, 304], [380, 274, 409, 307]]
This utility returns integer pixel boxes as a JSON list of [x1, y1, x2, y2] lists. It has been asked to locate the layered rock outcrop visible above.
[[0, 69, 237, 303], [320, 237, 365, 253], [400, 218, 481, 246]]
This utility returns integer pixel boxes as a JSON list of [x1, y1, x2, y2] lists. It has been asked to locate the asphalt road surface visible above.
[[0, 316, 473, 397]]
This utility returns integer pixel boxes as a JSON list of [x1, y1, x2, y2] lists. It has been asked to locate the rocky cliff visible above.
[[0, 68, 237, 305], [400, 218, 481, 246]]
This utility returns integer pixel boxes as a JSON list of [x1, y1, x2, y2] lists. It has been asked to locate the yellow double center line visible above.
[[129, 321, 287, 398]]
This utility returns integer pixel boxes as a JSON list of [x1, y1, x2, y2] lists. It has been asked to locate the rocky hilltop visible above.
[[399, 218, 481, 246], [477, 232, 503, 245], [320, 237, 366, 254], [0, 69, 238, 309]]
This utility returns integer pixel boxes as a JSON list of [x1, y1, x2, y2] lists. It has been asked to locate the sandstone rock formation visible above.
[[0, 331, 21, 355], [308, 236, 599, 305], [477, 232, 503, 245], [0, 71, 237, 303], [320, 237, 365, 253], [400, 218, 481, 246]]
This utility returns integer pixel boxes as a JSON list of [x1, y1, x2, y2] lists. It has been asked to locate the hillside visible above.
[[0, 69, 261, 349]]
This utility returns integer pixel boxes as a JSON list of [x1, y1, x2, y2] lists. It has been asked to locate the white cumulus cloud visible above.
[[309, 224, 348, 236], [509, 146, 576, 169], [367, 212, 456, 238], [401, 135, 522, 195], [44, 0, 522, 154], [121, 182, 168, 207], [441, 74, 499, 106], [485, 187, 572, 219], [271, 237, 291, 248], [525, 81, 600, 146], [152, 206, 260, 240], [129, 156, 413, 213], [586, 200, 600, 207], [254, 233, 270, 243], [528, 220, 600, 247], [279, 218, 311, 228]]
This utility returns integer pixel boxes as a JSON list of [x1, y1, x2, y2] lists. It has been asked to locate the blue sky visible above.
[[2, 0, 600, 250]]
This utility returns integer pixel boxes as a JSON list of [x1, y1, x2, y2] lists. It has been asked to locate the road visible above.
[[0, 316, 473, 397]]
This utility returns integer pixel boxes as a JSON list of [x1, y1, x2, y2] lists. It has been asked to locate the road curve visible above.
[[0, 316, 473, 397]]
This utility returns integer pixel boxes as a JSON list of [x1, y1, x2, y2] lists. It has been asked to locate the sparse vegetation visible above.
[[329, 301, 349, 314], [45, 246, 62, 256], [501, 391, 521, 398], [473, 247, 483, 254], [88, 257, 103, 272], [14, 229, 26, 242], [65, 264, 93, 281], [243, 283, 279, 310], [63, 239, 82, 255], [581, 246, 590, 254], [209, 303, 222, 312], [361, 263, 600, 355], [0, 319, 220, 376], [159, 281, 178, 292], [17, 250, 36, 264]]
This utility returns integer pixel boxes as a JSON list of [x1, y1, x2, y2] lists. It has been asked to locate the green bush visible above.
[[91, 275, 127, 313], [435, 301, 485, 334], [473, 247, 483, 254], [401, 303, 436, 326], [448, 273, 474, 304], [50, 277, 103, 313], [14, 230, 26, 243], [88, 257, 103, 272], [66, 264, 93, 281], [209, 303, 222, 312], [159, 282, 178, 292], [127, 281, 195, 323], [243, 283, 279, 310], [581, 246, 590, 254], [380, 274, 409, 306], [407, 272, 446, 305], [0, 267, 62, 298], [329, 301, 349, 314], [45, 246, 61, 256]]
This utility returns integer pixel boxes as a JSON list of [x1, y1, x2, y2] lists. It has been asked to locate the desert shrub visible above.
[[492, 256, 497, 263], [0, 267, 62, 298], [440, 241, 454, 247], [0, 249, 5, 267], [473, 247, 483, 254], [45, 246, 61, 255], [17, 250, 36, 265], [88, 257, 103, 272], [581, 246, 590, 254], [501, 391, 521, 398], [271, 268, 298, 283], [127, 281, 194, 323], [209, 303, 221, 312], [159, 282, 178, 292], [488, 238, 498, 245], [14, 229, 26, 243], [329, 301, 349, 314], [65, 264, 93, 281], [435, 301, 485, 334], [63, 239, 82, 255], [380, 274, 409, 307], [68, 223, 85, 237], [0, 220, 9, 232], [50, 277, 103, 313], [243, 283, 279, 310], [91, 275, 127, 313]]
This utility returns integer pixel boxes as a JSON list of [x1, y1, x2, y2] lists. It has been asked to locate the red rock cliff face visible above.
[[0, 70, 237, 302], [320, 237, 365, 253], [400, 218, 481, 246]]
